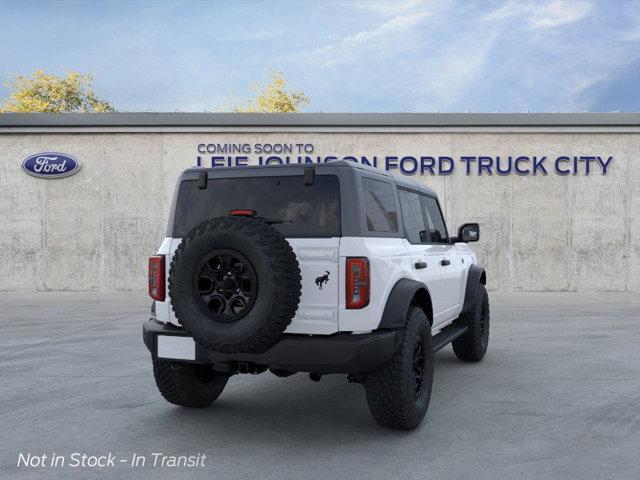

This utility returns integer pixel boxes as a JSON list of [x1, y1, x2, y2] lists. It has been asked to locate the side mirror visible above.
[[457, 223, 480, 243]]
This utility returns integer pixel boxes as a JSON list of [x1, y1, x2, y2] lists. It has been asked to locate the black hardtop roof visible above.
[[184, 160, 437, 197]]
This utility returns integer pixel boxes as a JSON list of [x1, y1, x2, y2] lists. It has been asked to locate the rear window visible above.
[[361, 177, 398, 233], [172, 175, 341, 238]]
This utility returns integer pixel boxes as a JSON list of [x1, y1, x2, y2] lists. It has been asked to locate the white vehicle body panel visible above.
[[423, 243, 464, 328], [282, 237, 340, 334], [156, 236, 341, 334], [155, 234, 476, 335]]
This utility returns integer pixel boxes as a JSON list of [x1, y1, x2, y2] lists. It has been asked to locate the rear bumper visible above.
[[143, 319, 400, 374]]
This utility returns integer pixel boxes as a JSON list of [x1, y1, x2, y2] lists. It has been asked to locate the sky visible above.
[[0, 0, 639, 112]]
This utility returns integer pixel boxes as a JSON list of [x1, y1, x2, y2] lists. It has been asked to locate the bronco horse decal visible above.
[[315, 271, 330, 290]]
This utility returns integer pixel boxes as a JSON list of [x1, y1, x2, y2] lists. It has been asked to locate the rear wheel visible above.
[[153, 359, 228, 408], [364, 307, 434, 430]]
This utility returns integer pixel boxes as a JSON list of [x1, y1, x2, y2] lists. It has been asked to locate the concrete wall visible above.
[[1, 129, 638, 292]]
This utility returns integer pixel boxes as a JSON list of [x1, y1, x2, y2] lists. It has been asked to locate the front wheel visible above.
[[363, 307, 434, 430], [153, 359, 228, 408], [452, 283, 490, 361]]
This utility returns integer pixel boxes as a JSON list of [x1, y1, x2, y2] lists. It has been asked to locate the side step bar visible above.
[[433, 324, 468, 352]]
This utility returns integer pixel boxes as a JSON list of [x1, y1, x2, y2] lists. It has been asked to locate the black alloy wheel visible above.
[[479, 297, 489, 350], [412, 338, 426, 399], [193, 249, 258, 323]]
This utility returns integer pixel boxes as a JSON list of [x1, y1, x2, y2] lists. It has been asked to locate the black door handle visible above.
[[414, 262, 427, 269], [440, 259, 451, 266]]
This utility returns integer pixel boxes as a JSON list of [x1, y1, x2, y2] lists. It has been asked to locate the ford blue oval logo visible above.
[[22, 152, 81, 179]]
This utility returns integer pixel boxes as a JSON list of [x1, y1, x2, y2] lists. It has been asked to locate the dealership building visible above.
[[1, 112, 639, 292]]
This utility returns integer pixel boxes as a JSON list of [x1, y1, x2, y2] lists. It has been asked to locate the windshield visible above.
[[172, 174, 341, 238]]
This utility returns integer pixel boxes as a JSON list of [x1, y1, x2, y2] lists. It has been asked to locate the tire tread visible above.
[[153, 359, 227, 408], [364, 307, 433, 430], [452, 283, 490, 361]]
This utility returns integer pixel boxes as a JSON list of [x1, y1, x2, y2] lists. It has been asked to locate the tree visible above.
[[0, 70, 114, 113], [233, 69, 309, 113]]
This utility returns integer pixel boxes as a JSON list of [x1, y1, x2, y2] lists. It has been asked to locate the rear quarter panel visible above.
[[338, 237, 418, 333]]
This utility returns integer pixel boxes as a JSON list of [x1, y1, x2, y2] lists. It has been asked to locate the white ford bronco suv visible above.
[[144, 160, 489, 430]]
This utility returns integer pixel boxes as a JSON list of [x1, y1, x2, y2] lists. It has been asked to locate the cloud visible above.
[[336, 12, 427, 44], [300, 11, 430, 66], [352, 0, 430, 16], [619, 0, 640, 41], [471, 0, 640, 112], [530, 0, 592, 28], [419, 29, 500, 110], [484, 0, 592, 29]]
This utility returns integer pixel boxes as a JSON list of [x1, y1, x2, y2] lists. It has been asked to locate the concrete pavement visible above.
[[1, 291, 639, 480]]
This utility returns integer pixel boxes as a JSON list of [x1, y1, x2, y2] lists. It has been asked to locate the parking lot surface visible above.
[[1, 291, 639, 480]]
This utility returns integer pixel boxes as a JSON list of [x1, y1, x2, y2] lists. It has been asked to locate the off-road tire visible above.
[[153, 359, 228, 408], [452, 283, 490, 361], [169, 216, 301, 353], [364, 307, 434, 430]]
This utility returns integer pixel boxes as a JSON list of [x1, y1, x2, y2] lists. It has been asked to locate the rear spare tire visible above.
[[169, 216, 301, 353]]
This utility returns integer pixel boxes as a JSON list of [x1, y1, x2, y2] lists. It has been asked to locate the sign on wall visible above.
[[196, 142, 614, 176], [22, 153, 82, 179]]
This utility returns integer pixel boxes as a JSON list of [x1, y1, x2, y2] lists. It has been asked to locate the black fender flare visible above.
[[378, 279, 433, 329], [461, 265, 487, 314]]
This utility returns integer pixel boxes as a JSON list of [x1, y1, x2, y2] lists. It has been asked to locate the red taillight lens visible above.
[[229, 209, 256, 217], [346, 257, 370, 309], [148, 255, 165, 301]]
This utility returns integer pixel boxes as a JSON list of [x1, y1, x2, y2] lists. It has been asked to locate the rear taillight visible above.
[[346, 257, 369, 309], [149, 255, 165, 301], [229, 209, 256, 217]]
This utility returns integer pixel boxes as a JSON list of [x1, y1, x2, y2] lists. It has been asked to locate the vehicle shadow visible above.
[[133, 354, 464, 448]]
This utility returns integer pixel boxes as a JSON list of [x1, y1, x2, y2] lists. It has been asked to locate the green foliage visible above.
[[0, 70, 114, 113], [234, 69, 309, 113]]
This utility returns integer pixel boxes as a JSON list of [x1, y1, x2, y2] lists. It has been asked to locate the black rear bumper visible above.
[[143, 319, 400, 374]]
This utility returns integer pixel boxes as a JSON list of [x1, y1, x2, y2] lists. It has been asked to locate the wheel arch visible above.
[[378, 278, 433, 329], [461, 265, 486, 314]]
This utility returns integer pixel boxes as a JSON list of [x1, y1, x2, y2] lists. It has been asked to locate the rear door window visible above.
[[172, 175, 340, 238], [421, 196, 449, 243], [361, 177, 398, 233], [399, 190, 427, 244]]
